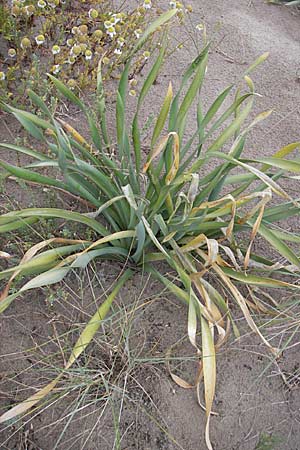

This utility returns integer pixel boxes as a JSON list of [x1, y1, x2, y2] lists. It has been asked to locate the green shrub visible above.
[[0, 0, 189, 100], [0, 10, 300, 450]]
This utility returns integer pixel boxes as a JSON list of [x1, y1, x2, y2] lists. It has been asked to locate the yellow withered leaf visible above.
[[201, 314, 216, 450]]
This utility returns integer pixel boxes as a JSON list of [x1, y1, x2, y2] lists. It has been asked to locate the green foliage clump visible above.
[[0, 0, 190, 100], [0, 10, 300, 450]]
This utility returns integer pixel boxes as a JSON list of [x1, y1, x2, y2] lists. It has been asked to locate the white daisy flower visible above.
[[114, 48, 122, 55], [143, 0, 152, 9], [112, 13, 121, 24], [25, 5, 35, 16], [88, 9, 98, 19], [51, 64, 60, 74], [52, 45, 61, 55], [130, 78, 137, 87], [67, 56, 76, 64], [106, 26, 116, 38], [37, 0, 46, 8], [117, 37, 125, 47], [8, 48, 17, 58], [109, 17, 117, 26], [20, 37, 31, 49], [71, 45, 81, 56], [134, 29, 142, 39], [35, 34, 45, 45], [85, 50, 92, 60]]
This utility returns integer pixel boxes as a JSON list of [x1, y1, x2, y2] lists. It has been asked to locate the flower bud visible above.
[[35, 34, 45, 45], [88, 9, 98, 19], [8, 48, 17, 58], [20, 37, 31, 49]]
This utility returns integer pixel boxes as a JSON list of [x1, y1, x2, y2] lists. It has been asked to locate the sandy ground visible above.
[[1, 1, 300, 449]]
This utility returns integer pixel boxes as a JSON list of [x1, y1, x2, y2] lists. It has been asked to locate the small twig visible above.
[[215, 48, 247, 66], [2, 118, 18, 141]]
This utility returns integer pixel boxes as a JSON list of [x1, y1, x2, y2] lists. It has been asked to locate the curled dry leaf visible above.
[[0, 251, 12, 259]]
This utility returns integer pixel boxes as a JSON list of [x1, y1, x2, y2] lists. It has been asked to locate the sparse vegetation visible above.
[[0, 0, 189, 101], [1, 7, 300, 450]]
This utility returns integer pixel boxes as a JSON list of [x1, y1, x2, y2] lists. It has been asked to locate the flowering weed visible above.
[[0, 0, 190, 100]]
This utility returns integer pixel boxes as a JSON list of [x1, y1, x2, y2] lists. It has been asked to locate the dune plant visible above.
[[1, 9, 300, 450], [0, 0, 189, 100]]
